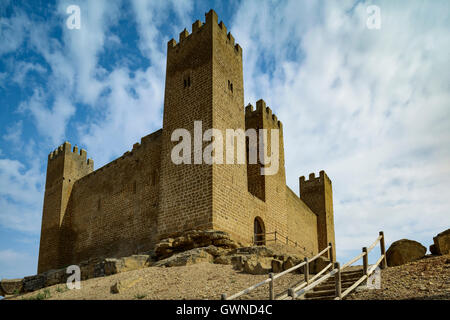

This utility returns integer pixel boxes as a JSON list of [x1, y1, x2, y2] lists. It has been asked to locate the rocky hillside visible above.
[[347, 254, 450, 300]]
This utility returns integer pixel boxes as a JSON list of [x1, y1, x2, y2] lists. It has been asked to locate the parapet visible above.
[[300, 170, 332, 190], [48, 141, 93, 167], [245, 99, 283, 129], [167, 9, 242, 57]]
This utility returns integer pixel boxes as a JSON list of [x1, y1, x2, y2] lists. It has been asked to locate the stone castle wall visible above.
[[37, 10, 335, 273]]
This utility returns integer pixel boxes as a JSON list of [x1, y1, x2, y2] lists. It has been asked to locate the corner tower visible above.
[[300, 171, 336, 260], [158, 10, 248, 240], [38, 142, 93, 273]]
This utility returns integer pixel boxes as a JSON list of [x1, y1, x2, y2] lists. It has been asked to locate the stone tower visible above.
[[300, 171, 336, 260], [158, 9, 248, 241], [38, 142, 93, 273]]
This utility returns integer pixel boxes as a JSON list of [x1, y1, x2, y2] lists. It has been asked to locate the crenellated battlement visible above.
[[167, 9, 242, 57], [300, 170, 332, 189], [245, 99, 283, 129], [48, 141, 93, 166], [80, 129, 162, 181]]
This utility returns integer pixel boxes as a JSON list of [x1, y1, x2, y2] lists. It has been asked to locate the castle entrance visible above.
[[254, 217, 266, 245]]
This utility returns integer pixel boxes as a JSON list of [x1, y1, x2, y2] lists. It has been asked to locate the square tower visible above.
[[158, 10, 248, 241]]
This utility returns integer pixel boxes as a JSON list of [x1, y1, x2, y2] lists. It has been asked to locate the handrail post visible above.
[[304, 257, 309, 285], [334, 262, 341, 299], [269, 273, 274, 300], [379, 231, 387, 269], [274, 231, 277, 243], [362, 247, 368, 276], [286, 236, 289, 245], [328, 242, 334, 262], [221, 293, 227, 300]]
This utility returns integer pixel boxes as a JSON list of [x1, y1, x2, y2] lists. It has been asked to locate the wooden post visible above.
[[379, 231, 387, 269], [286, 236, 289, 245], [274, 231, 277, 243], [269, 273, 274, 300], [295, 241, 297, 247], [362, 247, 368, 276], [221, 293, 227, 300], [328, 242, 334, 262], [334, 262, 341, 299], [305, 258, 309, 283]]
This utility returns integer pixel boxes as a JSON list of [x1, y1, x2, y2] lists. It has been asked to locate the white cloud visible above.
[[18, 89, 76, 145], [11, 62, 47, 85], [0, 159, 43, 234], [0, 9, 30, 56], [75, 0, 194, 166], [231, 0, 450, 260], [2, 121, 23, 146]]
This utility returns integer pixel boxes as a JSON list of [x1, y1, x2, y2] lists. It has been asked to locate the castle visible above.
[[37, 10, 336, 273]]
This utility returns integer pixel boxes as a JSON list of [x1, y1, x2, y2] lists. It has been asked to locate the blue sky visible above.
[[0, 0, 449, 280]]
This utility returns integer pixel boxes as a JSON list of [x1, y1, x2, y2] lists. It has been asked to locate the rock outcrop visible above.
[[153, 248, 214, 267], [154, 230, 238, 260], [110, 277, 143, 294], [430, 229, 450, 255], [386, 239, 427, 267], [0, 279, 23, 295]]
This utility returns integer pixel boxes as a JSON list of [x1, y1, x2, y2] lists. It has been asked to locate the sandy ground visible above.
[[10, 263, 307, 300], [8, 253, 449, 300]]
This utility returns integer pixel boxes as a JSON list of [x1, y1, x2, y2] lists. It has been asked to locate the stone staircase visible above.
[[303, 269, 365, 300]]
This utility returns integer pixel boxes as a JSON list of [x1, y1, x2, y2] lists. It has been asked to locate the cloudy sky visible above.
[[0, 0, 449, 279]]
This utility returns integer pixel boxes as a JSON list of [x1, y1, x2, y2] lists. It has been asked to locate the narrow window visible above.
[[184, 79, 187, 88], [187, 76, 191, 87]]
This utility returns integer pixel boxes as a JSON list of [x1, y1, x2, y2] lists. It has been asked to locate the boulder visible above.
[[282, 256, 302, 271], [103, 255, 151, 275], [153, 247, 214, 267], [204, 245, 228, 257], [154, 238, 175, 259], [212, 238, 238, 249], [110, 277, 143, 294], [230, 255, 248, 270], [271, 259, 284, 273], [386, 239, 426, 267], [430, 244, 438, 255], [231, 246, 274, 258], [213, 253, 245, 266], [243, 257, 273, 275], [432, 229, 450, 255], [0, 278, 24, 295], [154, 230, 238, 260]]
